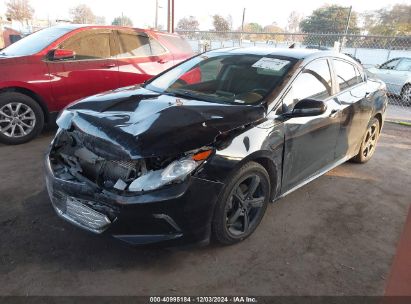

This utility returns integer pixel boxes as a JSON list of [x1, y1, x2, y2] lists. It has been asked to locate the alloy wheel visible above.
[[402, 86, 411, 104], [362, 121, 379, 158], [0, 102, 36, 138], [225, 174, 267, 237]]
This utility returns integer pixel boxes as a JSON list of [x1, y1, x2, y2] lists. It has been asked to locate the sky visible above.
[[0, 0, 407, 30]]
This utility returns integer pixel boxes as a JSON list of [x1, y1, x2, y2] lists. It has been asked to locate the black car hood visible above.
[[59, 86, 266, 159]]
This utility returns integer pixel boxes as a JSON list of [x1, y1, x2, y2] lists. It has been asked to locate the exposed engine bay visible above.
[[49, 128, 205, 195]]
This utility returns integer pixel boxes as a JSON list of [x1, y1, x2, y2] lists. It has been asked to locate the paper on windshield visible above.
[[252, 57, 290, 71]]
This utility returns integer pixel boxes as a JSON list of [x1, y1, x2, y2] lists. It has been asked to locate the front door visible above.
[[281, 58, 341, 193], [47, 29, 119, 109]]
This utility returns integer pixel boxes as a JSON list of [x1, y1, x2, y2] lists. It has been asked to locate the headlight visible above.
[[128, 149, 212, 192]]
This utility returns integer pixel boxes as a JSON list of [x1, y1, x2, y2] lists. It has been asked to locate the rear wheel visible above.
[[0, 92, 44, 145], [351, 117, 380, 163], [212, 161, 270, 245], [401, 84, 411, 106]]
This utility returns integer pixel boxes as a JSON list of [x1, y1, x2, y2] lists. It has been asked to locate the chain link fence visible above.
[[177, 30, 411, 110]]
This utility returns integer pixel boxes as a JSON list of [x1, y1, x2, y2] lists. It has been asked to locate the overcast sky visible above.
[[0, 0, 406, 29]]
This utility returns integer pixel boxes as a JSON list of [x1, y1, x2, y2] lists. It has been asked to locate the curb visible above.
[[385, 120, 411, 127]]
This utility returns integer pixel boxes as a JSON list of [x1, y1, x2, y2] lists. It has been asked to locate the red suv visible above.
[[0, 25, 194, 144]]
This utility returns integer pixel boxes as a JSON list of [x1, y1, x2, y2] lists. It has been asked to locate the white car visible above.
[[367, 57, 411, 105]]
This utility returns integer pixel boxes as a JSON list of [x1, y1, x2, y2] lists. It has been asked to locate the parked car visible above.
[[367, 57, 411, 105], [0, 25, 194, 144], [45, 48, 387, 246]]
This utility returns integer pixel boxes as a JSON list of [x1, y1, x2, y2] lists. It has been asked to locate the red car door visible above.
[[46, 29, 119, 109], [113, 29, 174, 88]]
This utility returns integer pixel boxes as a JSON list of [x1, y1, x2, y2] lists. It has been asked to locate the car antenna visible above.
[[289, 43, 296, 49]]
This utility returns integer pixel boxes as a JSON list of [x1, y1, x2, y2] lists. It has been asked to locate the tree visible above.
[[287, 11, 302, 33], [243, 22, 263, 33], [70, 4, 96, 24], [362, 4, 411, 35], [300, 5, 360, 34], [263, 24, 285, 41], [5, 0, 34, 26], [212, 15, 230, 32], [176, 16, 199, 31], [112, 16, 133, 27]]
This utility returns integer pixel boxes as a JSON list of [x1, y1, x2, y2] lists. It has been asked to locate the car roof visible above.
[[49, 24, 176, 35], [208, 46, 351, 60]]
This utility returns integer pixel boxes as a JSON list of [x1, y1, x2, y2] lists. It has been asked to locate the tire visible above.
[[212, 161, 271, 245], [0, 92, 44, 145], [351, 117, 380, 164], [401, 84, 411, 106]]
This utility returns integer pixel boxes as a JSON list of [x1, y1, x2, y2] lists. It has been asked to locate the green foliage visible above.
[[364, 4, 411, 35], [112, 16, 133, 27], [300, 5, 360, 34]]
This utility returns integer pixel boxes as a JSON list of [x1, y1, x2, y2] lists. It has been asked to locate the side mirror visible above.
[[51, 49, 75, 61], [290, 99, 327, 117]]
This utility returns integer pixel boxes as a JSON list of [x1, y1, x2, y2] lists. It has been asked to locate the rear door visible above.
[[113, 29, 174, 88], [47, 29, 119, 109], [332, 59, 372, 159], [281, 58, 341, 192]]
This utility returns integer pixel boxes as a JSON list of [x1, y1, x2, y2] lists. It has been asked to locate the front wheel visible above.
[[0, 92, 44, 145], [212, 161, 270, 245], [351, 117, 380, 163]]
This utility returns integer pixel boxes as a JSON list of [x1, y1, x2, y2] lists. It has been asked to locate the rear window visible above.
[[116, 31, 167, 57], [159, 34, 192, 54]]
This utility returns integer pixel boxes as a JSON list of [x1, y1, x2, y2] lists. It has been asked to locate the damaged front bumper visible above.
[[45, 147, 224, 246]]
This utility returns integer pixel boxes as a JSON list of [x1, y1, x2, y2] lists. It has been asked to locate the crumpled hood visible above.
[[58, 86, 266, 159]]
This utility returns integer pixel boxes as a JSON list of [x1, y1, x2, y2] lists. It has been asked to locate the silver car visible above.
[[367, 57, 411, 105]]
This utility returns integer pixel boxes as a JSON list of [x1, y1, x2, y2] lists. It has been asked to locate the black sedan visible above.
[[45, 47, 387, 246]]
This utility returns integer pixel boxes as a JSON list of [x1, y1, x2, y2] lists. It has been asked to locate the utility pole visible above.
[[155, 0, 158, 30], [167, 0, 175, 33], [240, 8, 246, 46], [340, 5, 352, 52]]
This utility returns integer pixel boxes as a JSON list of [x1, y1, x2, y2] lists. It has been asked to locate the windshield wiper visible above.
[[163, 89, 200, 100]]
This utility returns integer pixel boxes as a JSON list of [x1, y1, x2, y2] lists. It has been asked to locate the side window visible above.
[[149, 38, 167, 56], [380, 59, 400, 70], [117, 31, 151, 57], [282, 59, 332, 108], [60, 30, 111, 60], [396, 59, 411, 71], [333, 60, 361, 91]]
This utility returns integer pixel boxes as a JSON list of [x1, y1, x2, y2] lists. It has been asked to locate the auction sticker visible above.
[[252, 57, 290, 71]]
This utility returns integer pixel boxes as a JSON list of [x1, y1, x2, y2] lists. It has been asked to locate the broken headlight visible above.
[[128, 149, 212, 192]]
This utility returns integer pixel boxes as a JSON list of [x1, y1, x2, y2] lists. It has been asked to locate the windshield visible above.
[[0, 27, 73, 57], [145, 53, 297, 105]]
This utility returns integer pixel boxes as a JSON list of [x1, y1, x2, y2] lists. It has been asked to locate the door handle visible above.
[[329, 109, 339, 118], [102, 63, 116, 68], [157, 59, 168, 64]]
